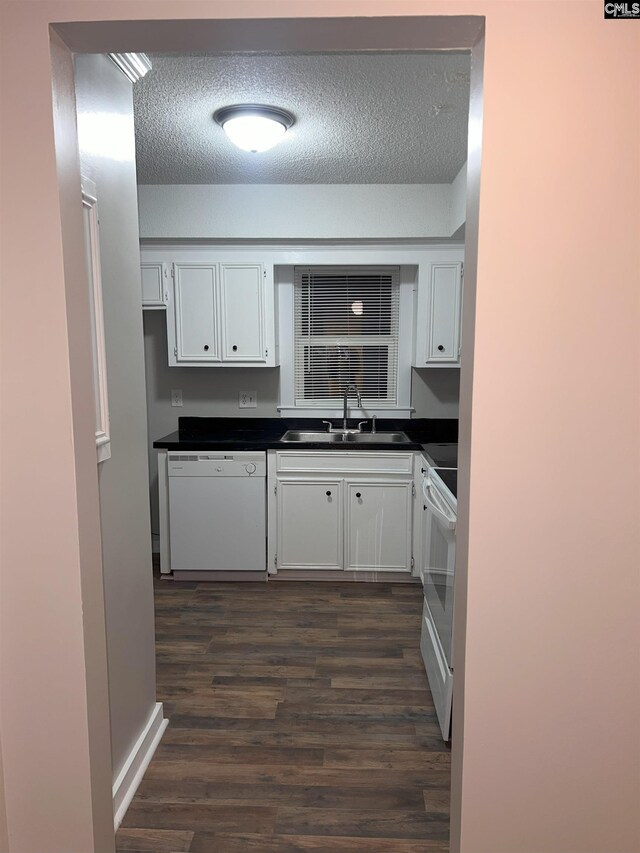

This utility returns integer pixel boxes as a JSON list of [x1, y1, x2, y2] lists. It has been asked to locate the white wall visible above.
[[75, 55, 157, 786], [450, 162, 467, 238], [412, 368, 460, 419], [138, 182, 464, 240]]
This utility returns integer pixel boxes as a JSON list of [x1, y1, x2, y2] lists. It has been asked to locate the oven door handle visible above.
[[423, 486, 457, 530]]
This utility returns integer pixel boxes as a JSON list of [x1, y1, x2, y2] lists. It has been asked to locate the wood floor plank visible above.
[[154, 743, 325, 766], [281, 685, 434, 706], [423, 789, 451, 816], [120, 802, 277, 834], [167, 696, 280, 719], [135, 777, 425, 811], [142, 763, 451, 790], [323, 748, 451, 771], [115, 579, 450, 853], [274, 806, 449, 840], [189, 833, 448, 853], [331, 675, 429, 690], [188, 832, 278, 852], [114, 827, 194, 851], [160, 726, 432, 751]]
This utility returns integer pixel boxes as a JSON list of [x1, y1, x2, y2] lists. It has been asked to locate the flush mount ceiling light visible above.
[[213, 104, 295, 153]]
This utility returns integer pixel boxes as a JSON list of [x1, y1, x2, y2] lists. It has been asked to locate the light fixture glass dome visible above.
[[213, 105, 295, 153]]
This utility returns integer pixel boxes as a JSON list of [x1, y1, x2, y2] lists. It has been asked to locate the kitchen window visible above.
[[293, 266, 400, 407], [278, 264, 412, 417]]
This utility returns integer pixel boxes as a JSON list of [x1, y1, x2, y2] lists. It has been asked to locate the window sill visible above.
[[277, 406, 414, 419]]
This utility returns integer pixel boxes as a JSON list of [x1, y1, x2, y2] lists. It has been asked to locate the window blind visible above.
[[293, 266, 400, 407]]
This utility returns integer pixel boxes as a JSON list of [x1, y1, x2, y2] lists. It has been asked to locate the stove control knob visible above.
[[245, 463, 257, 474]]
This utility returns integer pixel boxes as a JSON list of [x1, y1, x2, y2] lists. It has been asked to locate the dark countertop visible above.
[[421, 442, 458, 469], [153, 416, 458, 455], [433, 467, 458, 500]]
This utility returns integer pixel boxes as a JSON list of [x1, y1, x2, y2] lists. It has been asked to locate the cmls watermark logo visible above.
[[604, 1, 640, 17]]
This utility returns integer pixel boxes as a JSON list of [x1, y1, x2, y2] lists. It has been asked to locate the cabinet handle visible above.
[[204, 344, 209, 351], [355, 492, 362, 498], [232, 345, 238, 352], [326, 490, 332, 497], [437, 345, 445, 352]]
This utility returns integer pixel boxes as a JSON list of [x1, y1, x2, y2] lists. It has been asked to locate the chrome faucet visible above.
[[343, 384, 362, 432]]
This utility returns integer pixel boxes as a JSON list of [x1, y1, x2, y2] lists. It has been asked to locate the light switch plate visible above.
[[171, 389, 183, 407], [239, 391, 257, 409]]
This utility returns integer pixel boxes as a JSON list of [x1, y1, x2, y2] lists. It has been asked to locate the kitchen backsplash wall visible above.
[[144, 310, 459, 532], [412, 368, 460, 419]]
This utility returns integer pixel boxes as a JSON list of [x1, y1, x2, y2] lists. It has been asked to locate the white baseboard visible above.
[[112, 702, 168, 830]]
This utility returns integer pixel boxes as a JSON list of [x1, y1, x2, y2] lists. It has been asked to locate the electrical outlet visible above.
[[239, 391, 257, 409], [171, 389, 183, 407]]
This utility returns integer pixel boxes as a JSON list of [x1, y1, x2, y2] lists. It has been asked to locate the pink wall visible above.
[[0, 2, 638, 852], [0, 735, 7, 852], [454, 4, 640, 852], [0, 14, 113, 853]]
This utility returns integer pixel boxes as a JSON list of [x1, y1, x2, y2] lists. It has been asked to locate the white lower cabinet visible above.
[[277, 479, 342, 570], [270, 452, 415, 574], [345, 481, 412, 572]]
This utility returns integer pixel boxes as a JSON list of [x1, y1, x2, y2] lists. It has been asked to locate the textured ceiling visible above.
[[133, 53, 470, 185]]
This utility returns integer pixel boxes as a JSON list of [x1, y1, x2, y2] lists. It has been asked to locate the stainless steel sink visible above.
[[341, 432, 411, 444], [280, 430, 411, 445]]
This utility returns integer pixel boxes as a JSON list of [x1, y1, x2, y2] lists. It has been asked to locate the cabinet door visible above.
[[426, 262, 462, 364], [141, 262, 167, 308], [173, 262, 220, 362], [277, 479, 342, 570], [220, 263, 265, 362], [345, 481, 412, 572]]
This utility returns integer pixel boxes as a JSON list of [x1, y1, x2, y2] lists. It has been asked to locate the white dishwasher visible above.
[[167, 451, 266, 577]]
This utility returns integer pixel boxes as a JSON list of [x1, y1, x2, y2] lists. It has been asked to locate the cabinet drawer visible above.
[[275, 451, 414, 475]]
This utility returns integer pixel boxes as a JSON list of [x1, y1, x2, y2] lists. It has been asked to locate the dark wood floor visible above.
[[116, 578, 450, 853]]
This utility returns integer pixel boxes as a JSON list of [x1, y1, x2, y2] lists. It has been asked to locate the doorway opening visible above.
[[53, 14, 484, 852]]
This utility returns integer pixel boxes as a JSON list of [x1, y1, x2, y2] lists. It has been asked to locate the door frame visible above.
[[4, 10, 485, 851]]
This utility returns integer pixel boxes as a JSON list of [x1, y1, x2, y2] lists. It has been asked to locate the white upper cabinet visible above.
[[414, 248, 464, 367], [427, 263, 462, 363], [141, 248, 277, 367], [173, 262, 221, 363], [141, 261, 168, 309], [220, 263, 266, 362]]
